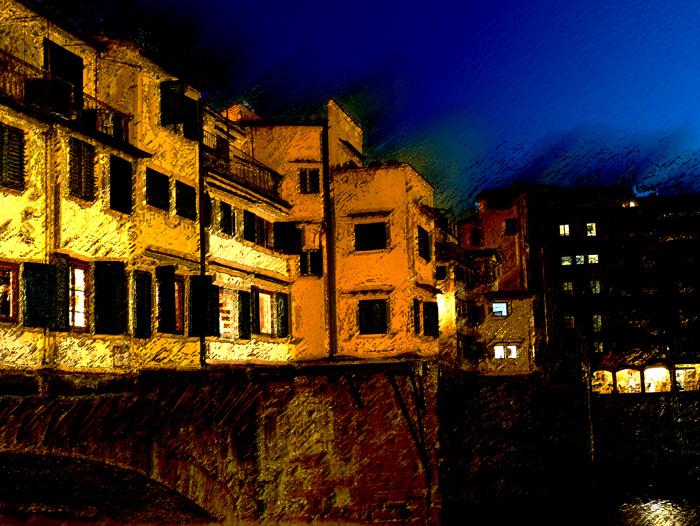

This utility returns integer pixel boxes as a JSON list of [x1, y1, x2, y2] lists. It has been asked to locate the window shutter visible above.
[[51, 254, 70, 331], [181, 95, 199, 141], [220, 201, 233, 234], [309, 169, 320, 193], [156, 265, 176, 333], [238, 290, 251, 340], [275, 292, 289, 338], [133, 270, 152, 338], [188, 275, 218, 336], [0, 123, 25, 191], [44, 39, 83, 110], [251, 287, 260, 334], [69, 138, 95, 201], [160, 81, 184, 126], [201, 193, 212, 228], [413, 299, 421, 335], [274, 222, 301, 254], [207, 283, 220, 337], [23, 262, 57, 328], [82, 141, 95, 200], [146, 168, 170, 210], [94, 261, 127, 335], [69, 138, 82, 198], [309, 249, 323, 275], [175, 181, 197, 220], [109, 155, 132, 214], [243, 210, 256, 242], [299, 252, 309, 275]]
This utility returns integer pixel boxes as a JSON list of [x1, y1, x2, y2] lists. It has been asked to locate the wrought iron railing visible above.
[[0, 48, 132, 144], [202, 129, 281, 199]]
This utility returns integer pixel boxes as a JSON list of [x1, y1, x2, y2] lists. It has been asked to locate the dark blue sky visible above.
[[47, 0, 700, 207]]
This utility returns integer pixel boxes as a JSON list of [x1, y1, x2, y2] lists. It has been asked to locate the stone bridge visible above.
[[0, 360, 440, 525]]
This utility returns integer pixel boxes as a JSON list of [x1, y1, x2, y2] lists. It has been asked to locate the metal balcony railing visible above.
[[202, 129, 281, 199], [0, 48, 132, 144]]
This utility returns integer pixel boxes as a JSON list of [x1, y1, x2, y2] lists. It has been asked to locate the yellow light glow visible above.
[[644, 366, 671, 393]]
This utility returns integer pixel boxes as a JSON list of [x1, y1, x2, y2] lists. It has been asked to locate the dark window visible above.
[[466, 301, 485, 327], [22, 262, 56, 328], [0, 123, 25, 191], [300, 250, 323, 276], [274, 222, 302, 254], [504, 218, 518, 234], [275, 292, 290, 338], [243, 211, 272, 248], [146, 168, 170, 211], [418, 226, 431, 261], [455, 267, 466, 283], [238, 290, 251, 340], [94, 261, 127, 335], [423, 301, 439, 337], [470, 228, 482, 246], [69, 138, 95, 201], [109, 155, 132, 213], [299, 168, 320, 194], [133, 270, 152, 339], [201, 193, 212, 228], [160, 80, 199, 140], [188, 275, 220, 337], [219, 201, 235, 235], [243, 210, 256, 242], [434, 266, 447, 281], [0, 262, 19, 322], [44, 39, 83, 111], [156, 266, 183, 334], [175, 181, 197, 220], [358, 299, 388, 334], [355, 222, 388, 251], [413, 299, 421, 334]]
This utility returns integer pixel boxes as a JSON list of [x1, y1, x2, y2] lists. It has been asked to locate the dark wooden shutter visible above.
[[156, 266, 176, 333], [175, 181, 197, 220], [0, 123, 25, 191], [109, 155, 133, 214], [309, 169, 320, 193], [220, 201, 233, 234], [423, 301, 439, 337], [274, 222, 301, 254], [275, 292, 289, 338], [22, 263, 56, 328], [146, 168, 170, 210], [243, 211, 256, 242], [44, 39, 83, 110], [51, 254, 70, 331], [69, 138, 95, 201], [299, 169, 308, 193], [201, 193, 212, 228], [413, 299, 421, 335], [94, 261, 127, 335], [238, 290, 251, 340], [299, 252, 309, 275], [309, 249, 323, 275], [189, 275, 219, 336], [181, 95, 199, 141], [133, 270, 152, 338], [160, 81, 184, 126], [207, 283, 220, 337], [251, 286, 260, 334]]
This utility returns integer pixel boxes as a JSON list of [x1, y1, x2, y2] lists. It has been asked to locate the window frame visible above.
[[219, 201, 235, 236], [0, 262, 19, 323], [562, 281, 574, 295], [109, 154, 133, 214], [219, 288, 238, 340], [587, 254, 599, 264], [68, 259, 90, 332], [173, 275, 185, 335], [256, 289, 274, 336], [491, 302, 509, 317], [561, 256, 573, 266]]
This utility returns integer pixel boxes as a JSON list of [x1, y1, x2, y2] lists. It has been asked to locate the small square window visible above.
[[494, 344, 517, 359], [586, 223, 597, 236], [359, 299, 388, 334], [561, 256, 573, 266], [562, 281, 574, 294], [175, 181, 197, 220], [590, 280, 601, 294], [564, 315, 575, 329], [355, 222, 388, 251], [575, 255, 585, 265], [492, 302, 509, 317], [434, 266, 447, 281], [587, 254, 599, 264], [299, 168, 320, 194], [559, 224, 570, 236], [593, 341, 604, 354]]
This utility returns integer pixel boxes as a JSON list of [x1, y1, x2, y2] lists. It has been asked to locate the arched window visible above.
[[644, 365, 671, 393], [616, 369, 642, 394], [591, 370, 613, 394]]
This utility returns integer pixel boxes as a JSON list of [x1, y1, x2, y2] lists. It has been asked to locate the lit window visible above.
[[587, 254, 599, 264], [590, 280, 601, 294], [69, 261, 89, 330], [591, 370, 613, 394], [0, 263, 18, 322], [575, 255, 585, 265], [676, 364, 700, 392], [559, 224, 570, 236], [593, 341, 604, 353], [561, 256, 572, 266], [644, 366, 671, 393], [586, 223, 597, 236], [494, 344, 517, 359], [616, 369, 642, 394], [562, 281, 573, 294], [219, 289, 237, 340], [592, 313, 602, 332], [492, 302, 509, 317], [564, 315, 575, 329], [258, 291, 273, 335]]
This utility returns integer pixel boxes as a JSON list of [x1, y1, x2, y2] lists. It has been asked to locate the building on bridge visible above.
[[0, 0, 439, 371]]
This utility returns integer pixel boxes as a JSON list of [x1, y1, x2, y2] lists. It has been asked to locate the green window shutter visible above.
[[22, 263, 56, 328], [133, 270, 152, 339], [94, 261, 127, 335]]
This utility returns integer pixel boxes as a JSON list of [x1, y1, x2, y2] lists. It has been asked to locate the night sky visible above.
[[36, 0, 700, 208]]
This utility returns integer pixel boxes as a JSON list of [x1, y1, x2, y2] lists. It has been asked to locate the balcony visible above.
[[202, 130, 282, 200], [0, 49, 131, 145]]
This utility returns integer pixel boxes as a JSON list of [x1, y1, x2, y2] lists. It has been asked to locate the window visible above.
[[644, 366, 671, 393], [616, 369, 642, 394], [219, 289, 237, 340], [593, 341, 604, 353], [299, 168, 320, 194], [253, 290, 273, 335], [93, 261, 127, 335], [133, 270, 152, 339], [219, 201, 235, 235], [562, 281, 574, 294], [504, 218, 517, 235], [243, 210, 273, 248], [413, 299, 421, 334], [155, 266, 183, 334], [494, 344, 517, 359], [575, 255, 585, 265], [358, 299, 388, 334], [592, 313, 602, 332], [109, 155, 132, 214], [587, 254, 599, 264], [300, 250, 323, 276], [175, 181, 197, 220], [590, 280, 601, 294], [274, 222, 302, 254], [561, 256, 573, 266], [417, 226, 431, 262], [69, 260, 89, 330], [0, 263, 18, 322], [69, 138, 95, 201], [559, 224, 570, 236], [563, 315, 575, 329], [434, 266, 447, 281], [249, 288, 289, 338], [492, 302, 509, 317], [355, 222, 388, 251], [591, 371, 614, 394], [160, 80, 198, 140], [586, 222, 597, 236], [0, 122, 25, 191], [423, 301, 439, 337], [676, 364, 700, 392], [146, 169, 170, 211]]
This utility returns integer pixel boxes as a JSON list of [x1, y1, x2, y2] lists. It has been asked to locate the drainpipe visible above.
[[321, 124, 337, 358]]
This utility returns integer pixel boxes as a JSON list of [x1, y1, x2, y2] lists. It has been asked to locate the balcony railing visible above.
[[202, 129, 281, 199], [0, 49, 131, 144]]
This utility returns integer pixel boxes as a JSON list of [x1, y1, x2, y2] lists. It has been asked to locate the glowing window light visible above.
[[676, 364, 700, 392], [559, 224, 570, 236], [616, 369, 642, 394], [644, 366, 671, 393], [591, 370, 613, 394]]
